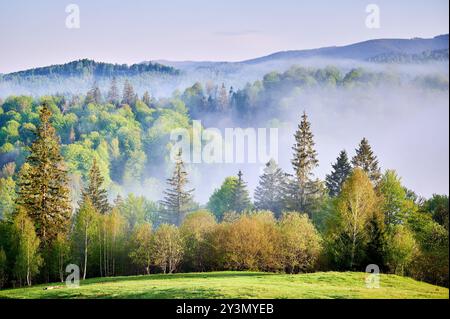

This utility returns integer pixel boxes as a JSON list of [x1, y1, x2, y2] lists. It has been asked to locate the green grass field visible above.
[[0, 271, 448, 299]]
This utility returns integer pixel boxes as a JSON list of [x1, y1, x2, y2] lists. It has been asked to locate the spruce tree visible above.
[[352, 138, 381, 183], [81, 159, 110, 215], [326, 150, 352, 197], [254, 159, 288, 218], [142, 91, 152, 107], [231, 170, 251, 214], [107, 77, 120, 106], [16, 105, 72, 247], [161, 151, 194, 225], [86, 81, 102, 104], [121, 80, 136, 106], [290, 111, 320, 214]]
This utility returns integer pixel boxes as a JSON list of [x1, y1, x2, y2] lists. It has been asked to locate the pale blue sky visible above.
[[0, 0, 448, 73]]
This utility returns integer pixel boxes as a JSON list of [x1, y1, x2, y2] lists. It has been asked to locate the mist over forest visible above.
[[0, 34, 448, 207]]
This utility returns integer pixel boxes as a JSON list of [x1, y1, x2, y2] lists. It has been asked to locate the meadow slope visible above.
[[0, 271, 448, 299]]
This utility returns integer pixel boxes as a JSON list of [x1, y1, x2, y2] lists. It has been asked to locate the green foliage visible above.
[[12, 208, 42, 286], [378, 170, 415, 227], [129, 222, 153, 274], [0, 176, 16, 220], [16, 105, 71, 247], [422, 194, 449, 230], [151, 224, 184, 274]]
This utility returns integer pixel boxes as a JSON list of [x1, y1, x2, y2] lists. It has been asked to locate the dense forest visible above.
[[0, 65, 448, 290]]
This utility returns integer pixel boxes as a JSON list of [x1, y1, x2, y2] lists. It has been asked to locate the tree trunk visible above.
[[83, 226, 88, 280]]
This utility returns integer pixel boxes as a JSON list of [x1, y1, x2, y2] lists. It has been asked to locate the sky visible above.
[[0, 0, 448, 73]]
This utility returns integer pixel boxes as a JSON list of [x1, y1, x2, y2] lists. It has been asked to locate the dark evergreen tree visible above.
[[160, 151, 194, 226], [81, 159, 110, 215], [326, 150, 352, 197], [290, 111, 320, 214], [16, 105, 71, 247], [254, 159, 289, 218], [352, 138, 381, 183], [364, 213, 388, 271], [107, 77, 120, 106], [231, 170, 251, 214]]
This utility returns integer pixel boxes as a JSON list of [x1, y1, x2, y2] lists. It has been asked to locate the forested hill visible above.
[[1, 59, 179, 81], [240, 34, 449, 64], [0, 59, 181, 97]]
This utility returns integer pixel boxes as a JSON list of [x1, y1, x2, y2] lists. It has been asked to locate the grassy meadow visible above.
[[0, 271, 447, 299]]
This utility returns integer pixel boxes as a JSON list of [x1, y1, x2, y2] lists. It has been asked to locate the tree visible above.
[[13, 208, 42, 286], [151, 224, 183, 274], [278, 213, 322, 273], [16, 105, 71, 248], [0, 175, 16, 220], [231, 170, 252, 214], [52, 233, 70, 282], [386, 225, 417, 275], [0, 247, 7, 288], [161, 151, 194, 226], [142, 91, 152, 107], [364, 212, 388, 270], [107, 77, 120, 106], [334, 168, 379, 269], [290, 111, 320, 214], [217, 83, 229, 111], [378, 170, 412, 227], [121, 80, 136, 106], [129, 222, 153, 274], [422, 194, 449, 231], [180, 210, 216, 271], [81, 159, 110, 215], [325, 150, 351, 197], [254, 160, 289, 218], [86, 81, 102, 104], [220, 212, 280, 271], [207, 177, 239, 220], [72, 198, 98, 280], [352, 138, 381, 184]]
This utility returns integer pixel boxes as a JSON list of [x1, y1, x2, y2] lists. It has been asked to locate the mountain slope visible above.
[[240, 34, 449, 64]]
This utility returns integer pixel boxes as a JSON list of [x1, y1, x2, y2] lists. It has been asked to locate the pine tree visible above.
[[326, 150, 352, 197], [16, 105, 71, 248], [254, 160, 289, 218], [107, 77, 120, 106], [231, 170, 251, 214], [161, 151, 194, 226], [290, 111, 320, 214], [81, 159, 110, 215], [352, 138, 381, 183], [121, 80, 136, 106]]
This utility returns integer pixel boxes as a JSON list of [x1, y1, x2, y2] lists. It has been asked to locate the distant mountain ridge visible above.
[[239, 34, 449, 65]]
